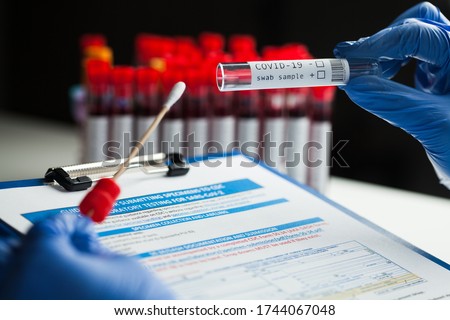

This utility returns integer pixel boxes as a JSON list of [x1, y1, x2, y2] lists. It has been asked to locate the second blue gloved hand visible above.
[[334, 2, 450, 187], [0, 212, 175, 299]]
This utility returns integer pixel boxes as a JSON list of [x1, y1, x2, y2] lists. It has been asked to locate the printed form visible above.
[[1, 154, 450, 299]]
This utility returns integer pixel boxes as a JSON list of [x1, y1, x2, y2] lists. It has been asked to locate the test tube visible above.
[[184, 68, 209, 159], [233, 51, 262, 159], [216, 58, 380, 91], [261, 87, 286, 171], [84, 60, 111, 163], [307, 86, 336, 194], [160, 70, 185, 155], [285, 86, 311, 184], [109, 66, 135, 160], [134, 67, 161, 154], [207, 55, 236, 156]]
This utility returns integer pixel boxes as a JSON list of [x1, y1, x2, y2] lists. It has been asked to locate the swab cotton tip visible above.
[[79, 178, 120, 223], [164, 81, 186, 109]]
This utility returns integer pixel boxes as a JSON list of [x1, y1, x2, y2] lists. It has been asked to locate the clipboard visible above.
[[0, 151, 449, 299], [0, 152, 189, 238], [0, 152, 190, 192]]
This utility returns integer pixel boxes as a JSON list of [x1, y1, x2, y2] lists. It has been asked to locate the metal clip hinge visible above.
[[44, 152, 189, 192]]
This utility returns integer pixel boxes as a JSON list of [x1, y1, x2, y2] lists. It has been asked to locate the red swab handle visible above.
[[79, 178, 121, 223]]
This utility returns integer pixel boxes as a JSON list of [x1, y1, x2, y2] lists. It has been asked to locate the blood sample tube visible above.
[[207, 54, 236, 155], [307, 86, 336, 193], [84, 59, 111, 162], [285, 86, 312, 184], [184, 67, 209, 159], [160, 70, 185, 155], [134, 66, 161, 154], [260, 47, 287, 171], [109, 66, 135, 161], [72, 34, 112, 159], [282, 43, 313, 183], [235, 89, 262, 158]]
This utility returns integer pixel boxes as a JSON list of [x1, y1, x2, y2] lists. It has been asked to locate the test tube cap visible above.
[[111, 66, 135, 97], [136, 67, 160, 88], [228, 34, 257, 54], [198, 32, 225, 53], [175, 36, 198, 54], [79, 178, 121, 223], [312, 86, 337, 102], [86, 59, 111, 94], [111, 66, 135, 82], [80, 34, 107, 50], [83, 46, 113, 64]]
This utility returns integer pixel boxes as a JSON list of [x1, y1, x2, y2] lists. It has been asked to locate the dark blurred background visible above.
[[1, 0, 449, 198]]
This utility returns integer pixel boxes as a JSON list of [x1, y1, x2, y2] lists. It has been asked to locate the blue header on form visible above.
[[22, 178, 262, 223]]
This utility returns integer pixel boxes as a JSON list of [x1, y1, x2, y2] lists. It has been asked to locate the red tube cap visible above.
[[80, 34, 107, 51], [199, 32, 225, 53], [79, 178, 121, 223]]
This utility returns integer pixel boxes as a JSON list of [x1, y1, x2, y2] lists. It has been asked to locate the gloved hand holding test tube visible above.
[[216, 58, 380, 91], [217, 2, 450, 191], [333, 1, 450, 189]]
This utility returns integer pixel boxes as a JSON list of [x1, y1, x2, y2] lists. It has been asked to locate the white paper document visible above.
[[1, 153, 450, 299]]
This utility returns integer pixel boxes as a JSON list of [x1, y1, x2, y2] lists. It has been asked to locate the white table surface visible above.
[[1, 110, 449, 264]]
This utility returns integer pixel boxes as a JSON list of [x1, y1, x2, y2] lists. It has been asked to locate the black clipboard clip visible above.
[[44, 152, 189, 192]]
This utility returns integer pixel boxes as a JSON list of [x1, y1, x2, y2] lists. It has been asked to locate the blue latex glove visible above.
[[0, 235, 20, 286], [334, 2, 450, 188], [0, 212, 175, 299]]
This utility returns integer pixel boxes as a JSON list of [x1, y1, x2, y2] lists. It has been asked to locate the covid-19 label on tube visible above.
[[217, 58, 380, 91]]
